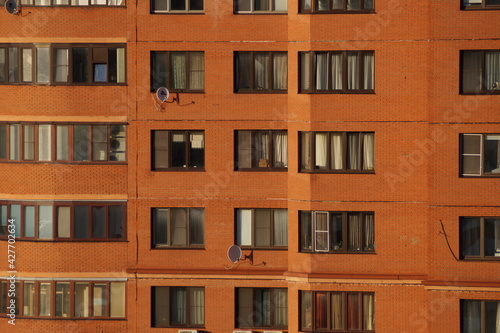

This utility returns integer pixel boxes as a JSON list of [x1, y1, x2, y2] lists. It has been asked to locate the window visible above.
[[236, 288, 288, 329], [300, 211, 375, 253], [462, 0, 500, 10], [460, 217, 500, 260], [235, 130, 287, 170], [234, 0, 287, 12], [152, 286, 204, 328], [300, 51, 374, 93], [0, 201, 126, 241], [18, 0, 125, 5], [300, 131, 374, 172], [460, 134, 500, 176], [300, 291, 374, 332], [234, 52, 288, 93], [461, 50, 500, 94], [236, 209, 288, 248], [152, 208, 204, 248], [0, 44, 125, 85], [0, 280, 125, 319], [151, 130, 204, 170], [461, 300, 500, 333], [151, 51, 204, 92], [151, 0, 203, 12], [300, 0, 374, 12], [0, 123, 126, 163]]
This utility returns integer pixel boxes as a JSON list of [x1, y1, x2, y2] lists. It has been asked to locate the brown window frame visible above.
[[460, 134, 500, 177], [234, 0, 288, 13], [0, 201, 127, 241], [150, 51, 204, 92], [0, 280, 126, 319], [151, 208, 205, 249], [460, 217, 500, 261], [299, 0, 374, 13], [151, 130, 205, 171], [151, 286, 205, 328], [234, 130, 288, 171], [461, 0, 500, 10], [300, 211, 375, 253], [0, 43, 126, 86], [300, 131, 375, 173], [235, 208, 288, 249], [150, 0, 204, 13], [234, 51, 288, 93], [300, 291, 375, 332], [0, 123, 126, 164], [235, 287, 288, 329], [460, 50, 500, 94], [299, 51, 375, 94]]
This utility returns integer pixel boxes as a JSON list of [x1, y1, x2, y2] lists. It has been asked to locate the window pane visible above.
[[0, 281, 7, 314], [363, 294, 375, 330], [348, 293, 360, 329], [92, 125, 108, 161], [254, 288, 271, 326], [170, 287, 186, 324], [153, 131, 169, 169], [40, 283, 51, 316], [301, 291, 312, 330], [55, 49, 68, 82], [74, 125, 90, 161], [39, 205, 53, 239], [9, 124, 19, 160], [484, 135, 500, 173], [274, 0, 287, 11], [23, 282, 35, 316], [108, 205, 124, 239], [75, 283, 90, 317], [8, 47, 18, 83], [461, 218, 480, 257], [330, 132, 343, 170], [93, 283, 107, 316], [171, 53, 186, 89], [236, 0, 251, 11], [363, 132, 375, 170], [300, 211, 312, 251], [152, 52, 167, 91], [462, 51, 482, 93], [22, 49, 33, 82], [364, 214, 375, 250], [300, 52, 311, 91], [73, 48, 88, 83], [302, 0, 311, 10], [154, 286, 169, 326], [116, 48, 125, 83], [108, 48, 118, 83], [273, 53, 287, 90], [273, 131, 288, 168], [237, 288, 253, 327], [316, 53, 328, 90], [331, 213, 342, 250], [485, 52, 500, 91], [255, 209, 271, 247], [189, 208, 204, 245], [171, 132, 187, 167], [237, 131, 252, 169], [236, 53, 251, 90], [93, 63, 107, 82], [273, 210, 288, 246], [347, 133, 360, 170], [348, 214, 361, 250], [189, 131, 204, 168], [484, 219, 500, 257], [153, 208, 168, 245], [331, 293, 342, 329], [462, 300, 481, 333], [23, 125, 35, 160], [485, 301, 500, 333], [10, 204, 21, 237], [273, 288, 288, 326], [92, 206, 106, 238], [171, 208, 187, 246], [0, 48, 5, 81], [188, 52, 204, 90], [56, 283, 70, 317], [363, 53, 374, 90], [347, 53, 359, 89], [315, 133, 328, 170], [315, 292, 328, 329], [74, 205, 89, 239], [364, 0, 373, 9], [254, 131, 270, 168], [190, 0, 203, 10], [237, 209, 252, 246], [189, 287, 204, 325], [331, 53, 342, 90], [0, 205, 6, 237], [57, 206, 71, 238], [301, 132, 311, 169], [254, 53, 269, 90], [24, 206, 35, 237], [38, 124, 52, 161], [110, 125, 126, 161], [316, 0, 328, 11], [315, 212, 329, 251], [255, 0, 269, 10], [347, 0, 360, 10], [110, 282, 125, 317], [0, 125, 6, 159], [56, 125, 69, 160]]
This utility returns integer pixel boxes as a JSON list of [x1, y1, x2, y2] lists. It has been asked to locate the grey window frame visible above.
[[151, 207, 205, 248]]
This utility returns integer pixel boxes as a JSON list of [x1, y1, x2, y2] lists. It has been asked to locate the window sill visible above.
[[238, 247, 288, 250], [150, 11, 204, 14], [235, 168, 288, 172], [0, 315, 127, 320], [152, 168, 205, 172], [235, 90, 288, 94], [0, 238, 128, 242], [0, 160, 127, 165], [153, 246, 205, 250], [301, 250, 376, 254], [461, 5, 500, 10], [299, 10, 376, 14], [460, 174, 500, 177], [461, 257, 500, 261], [234, 11, 288, 14], [300, 170, 375, 174], [300, 90, 375, 94]]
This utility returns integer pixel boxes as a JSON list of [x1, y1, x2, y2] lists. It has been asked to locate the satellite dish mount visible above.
[[5, 0, 20, 15], [154, 87, 195, 111], [224, 245, 266, 270]]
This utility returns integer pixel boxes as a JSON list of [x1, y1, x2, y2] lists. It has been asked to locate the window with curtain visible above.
[[300, 51, 374, 93], [151, 286, 204, 328], [462, 0, 500, 9], [460, 217, 500, 260], [461, 50, 500, 94], [152, 208, 204, 248], [300, 291, 374, 332], [151, 51, 204, 92], [300, 211, 375, 253], [236, 208, 288, 248], [19, 0, 125, 5], [235, 130, 288, 170], [236, 287, 288, 329], [461, 299, 500, 333], [300, 0, 373, 12], [301, 131, 374, 172], [235, 52, 288, 92], [152, 130, 204, 170], [151, 0, 203, 12], [235, 0, 287, 12], [460, 134, 500, 176]]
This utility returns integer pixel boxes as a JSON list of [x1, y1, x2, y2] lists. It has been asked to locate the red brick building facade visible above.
[[0, 0, 499, 332]]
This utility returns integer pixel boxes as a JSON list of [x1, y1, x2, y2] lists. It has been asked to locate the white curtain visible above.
[[301, 132, 311, 169], [364, 214, 374, 249], [35, 0, 51, 5], [363, 133, 374, 170], [273, 289, 288, 326], [301, 53, 311, 90], [190, 288, 204, 325], [55, 49, 68, 82], [273, 131, 288, 168], [364, 53, 374, 90], [237, 209, 252, 246], [9, 124, 19, 160], [463, 301, 481, 333], [274, 0, 287, 11], [363, 294, 375, 330], [189, 52, 204, 90], [349, 214, 360, 250], [171, 53, 186, 89], [486, 52, 500, 91], [316, 53, 328, 90], [255, 54, 270, 90], [315, 133, 327, 169], [347, 54, 359, 90], [171, 288, 186, 324], [348, 133, 359, 170], [330, 133, 343, 170], [23, 125, 35, 160], [273, 210, 288, 246], [273, 53, 288, 90], [314, 212, 329, 251], [331, 53, 342, 90]]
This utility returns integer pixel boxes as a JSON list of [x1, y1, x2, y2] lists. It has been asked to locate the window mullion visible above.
[[185, 130, 190, 168], [480, 134, 484, 175]]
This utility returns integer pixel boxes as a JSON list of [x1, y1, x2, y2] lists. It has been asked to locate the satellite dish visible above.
[[156, 87, 170, 103], [5, 0, 19, 15], [227, 245, 242, 263]]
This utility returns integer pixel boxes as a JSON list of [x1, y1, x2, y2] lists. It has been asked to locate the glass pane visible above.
[[153, 131, 169, 169], [330, 132, 343, 170], [22, 49, 33, 82], [92, 206, 106, 238], [23, 125, 35, 160], [363, 53, 374, 90], [93, 64, 107, 82], [301, 132, 312, 169], [348, 293, 360, 329], [331, 293, 342, 329], [189, 0, 203, 10], [485, 52, 500, 91], [1, 205, 8, 236], [93, 284, 107, 316], [315, 53, 328, 90], [300, 53, 311, 90], [463, 134, 481, 154], [108, 205, 124, 239], [315, 292, 328, 328], [170, 287, 186, 324], [301, 291, 312, 329], [23, 282, 35, 316], [463, 156, 481, 175], [347, 53, 359, 89], [74, 205, 89, 239], [56, 125, 69, 160], [0, 125, 6, 159], [73, 48, 88, 83], [237, 288, 253, 327], [484, 135, 500, 173], [462, 51, 482, 93], [10, 204, 21, 237], [116, 48, 125, 83], [236, 53, 251, 90], [171, 132, 187, 167], [39, 205, 53, 239], [485, 219, 500, 257], [75, 283, 90, 317], [236, 0, 251, 11], [38, 124, 52, 161], [0, 48, 5, 81], [347, 133, 360, 170], [171, 53, 186, 89], [39, 283, 51, 316], [254, 288, 271, 326], [315, 133, 328, 170], [152, 0, 168, 10], [315, 212, 328, 251], [363, 294, 375, 330], [254, 53, 269, 90], [189, 208, 204, 245], [302, 0, 311, 10], [273, 53, 288, 90], [485, 301, 500, 333], [57, 206, 71, 238], [273, 131, 288, 168], [300, 211, 312, 251], [237, 131, 252, 169], [274, 0, 287, 11], [332, 0, 342, 8], [108, 48, 118, 83], [154, 208, 168, 245], [152, 52, 167, 91], [273, 289, 288, 326], [110, 125, 126, 162], [255, 209, 271, 247], [189, 131, 204, 167], [8, 47, 18, 83], [92, 125, 108, 161], [237, 209, 252, 246], [24, 206, 35, 237], [9, 124, 19, 160], [171, 0, 186, 10], [56, 283, 70, 317], [74, 125, 90, 161], [462, 300, 481, 333], [55, 49, 69, 82], [171, 208, 187, 246], [364, 0, 373, 9], [188, 52, 204, 90], [461, 218, 480, 257], [331, 213, 343, 250], [189, 287, 204, 325], [331, 53, 342, 90], [110, 282, 125, 317], [347, 0, 360, 10], [363, 132, 375, 170], [255, 0, 269, 10], [348, 214, 361, 250], [316, 0, 328, 10], [273, 210, 288, 246]]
